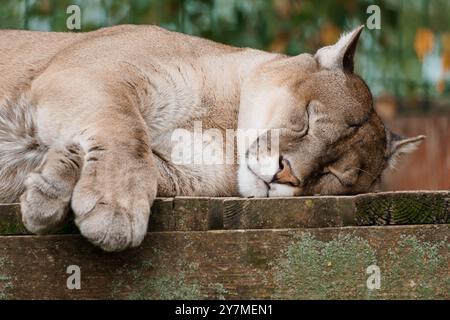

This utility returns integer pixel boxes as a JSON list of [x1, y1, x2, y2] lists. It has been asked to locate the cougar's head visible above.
[[238, 26, 424, 197]]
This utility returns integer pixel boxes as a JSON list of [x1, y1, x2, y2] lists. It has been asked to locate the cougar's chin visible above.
[[267, 183, 299, 197], [237, 165, 300, 198], [237, 164, 269, 197]]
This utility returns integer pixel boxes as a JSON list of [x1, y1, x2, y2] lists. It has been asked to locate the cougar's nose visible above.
[[271, 156, 301, 186]]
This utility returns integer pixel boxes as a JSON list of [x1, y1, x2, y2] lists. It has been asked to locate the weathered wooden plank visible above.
[[0, 225, 448, 300], [172, 197, 209, 230], [354, 191, 450, 224], [222, 196, 357, 229], [0, 192, 448, 235], [223, 191, 450, 229], [0, 204, 27, 235], [147, 198, 175, 232], [0, 203, 79, 235]]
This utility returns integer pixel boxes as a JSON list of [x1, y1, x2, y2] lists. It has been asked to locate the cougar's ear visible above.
[[385, 129, 425, 168], [314, 25, 364, 73]]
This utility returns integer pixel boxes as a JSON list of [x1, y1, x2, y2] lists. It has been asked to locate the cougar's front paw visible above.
[[71, 161, 156, 252], [73, 201, 150, 252], [20, 145, 82, 234], [20, 176, 70, 234]]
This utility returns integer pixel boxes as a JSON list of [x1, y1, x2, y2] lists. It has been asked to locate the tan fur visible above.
[[0, 25, 423, 251]]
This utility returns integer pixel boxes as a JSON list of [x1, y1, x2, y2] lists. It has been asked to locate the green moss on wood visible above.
[[110, 256, 232, 300], [304, 199, 314, 209], [128, 272, 203, 300], [208, 283, 229, 300], [273, 231, 449, 299], [0, 221, 28, 235], [356, 193, 449, 225], [0, 257, 14, 300], [382, 235, 449, 299], [273, 233, 377, 299], [243, 247, 272, 270]]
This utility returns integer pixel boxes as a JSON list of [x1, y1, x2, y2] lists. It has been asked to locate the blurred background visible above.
[[1, 0, 449, 191]]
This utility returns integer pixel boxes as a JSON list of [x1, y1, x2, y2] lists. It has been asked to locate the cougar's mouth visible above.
[[246, 162, 302, 198]]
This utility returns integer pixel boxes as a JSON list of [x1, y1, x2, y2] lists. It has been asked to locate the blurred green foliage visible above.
[[1, 0, 449, 112]]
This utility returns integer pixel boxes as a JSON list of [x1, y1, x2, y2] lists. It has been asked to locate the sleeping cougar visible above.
[[0, 25, 424, 251]]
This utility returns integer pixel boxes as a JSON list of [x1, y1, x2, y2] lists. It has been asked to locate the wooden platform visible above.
[[0, 191, 449, 299]]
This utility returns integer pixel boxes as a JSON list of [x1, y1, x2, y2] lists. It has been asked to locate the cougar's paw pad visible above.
[[75, 202, 150, 252], [20, 176, 70, 234]]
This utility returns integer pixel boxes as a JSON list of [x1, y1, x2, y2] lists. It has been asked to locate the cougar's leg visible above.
[[21, 65, 158, 251], [71, 120, 157, 252]]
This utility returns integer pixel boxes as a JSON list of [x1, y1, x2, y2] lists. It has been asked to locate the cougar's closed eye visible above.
[[288, 101, 311, 136]]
